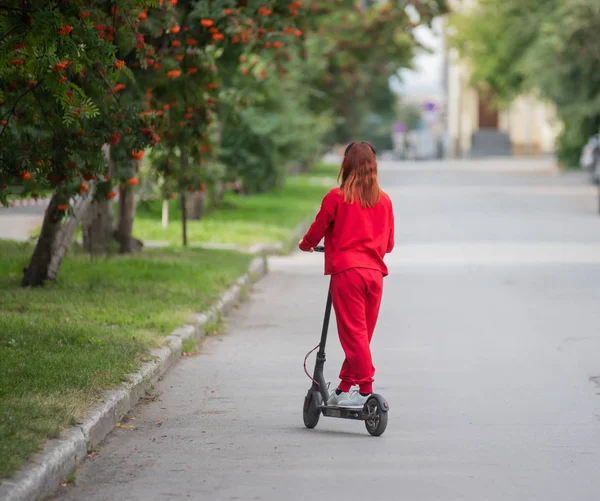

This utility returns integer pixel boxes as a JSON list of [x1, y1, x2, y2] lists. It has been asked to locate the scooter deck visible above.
[[318, 404, 367, 421]]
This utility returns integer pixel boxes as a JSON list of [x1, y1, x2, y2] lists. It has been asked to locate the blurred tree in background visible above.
[[451, 0, 600, 166], [306, 0, 447, 147]]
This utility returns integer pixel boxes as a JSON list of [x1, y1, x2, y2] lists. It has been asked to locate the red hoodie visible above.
[[299, 188, 395, 276]]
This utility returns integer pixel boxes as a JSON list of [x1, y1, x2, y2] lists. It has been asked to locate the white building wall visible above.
[[499, 96, 560, 155], [447, 48, 480, 158]]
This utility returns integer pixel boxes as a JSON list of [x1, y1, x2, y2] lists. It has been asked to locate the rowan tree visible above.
[[0, 1, 153, 285]]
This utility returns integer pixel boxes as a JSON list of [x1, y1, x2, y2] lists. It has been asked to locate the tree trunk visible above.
[[83, 145, 115, 254], [162, 199, 169, 229], [47, 185, 96, 281], [210, 182, 224, 209], [82, 199, 115, 255], [115, 183, 137, 253], [181, 192, 188, 246], [187, 190, 205, 220], [180, 150, 188, 246], [114, 154, 142, 254], [22, 195, 64, 287]]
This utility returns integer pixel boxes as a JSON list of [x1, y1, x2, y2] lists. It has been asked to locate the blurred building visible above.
[[442, 0, 561, 158], [392, 94, 445, 160]]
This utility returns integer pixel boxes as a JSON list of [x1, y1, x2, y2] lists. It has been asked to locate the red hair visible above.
[[338, 142, 380, 208]]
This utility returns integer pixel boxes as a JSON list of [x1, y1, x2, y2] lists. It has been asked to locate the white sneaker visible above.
[[338, 390, 370, 408], [327, 390, 349, 406]]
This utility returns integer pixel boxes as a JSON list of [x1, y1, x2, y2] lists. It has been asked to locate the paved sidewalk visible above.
[[0, 206, 44, 241], [52, 158, 600, 501]]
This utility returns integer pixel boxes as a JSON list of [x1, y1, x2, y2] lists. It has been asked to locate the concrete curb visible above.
[[0, 257, 267, 501]]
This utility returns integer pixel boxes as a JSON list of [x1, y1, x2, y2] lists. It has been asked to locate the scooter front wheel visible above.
[[303, 390, 322, 429], [364, 395, 389, 436]]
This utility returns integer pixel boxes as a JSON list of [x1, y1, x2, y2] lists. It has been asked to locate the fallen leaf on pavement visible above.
[[116, 423, 135, 429]]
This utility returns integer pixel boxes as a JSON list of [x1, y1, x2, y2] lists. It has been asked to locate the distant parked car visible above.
[[580, 134, 600, 183]]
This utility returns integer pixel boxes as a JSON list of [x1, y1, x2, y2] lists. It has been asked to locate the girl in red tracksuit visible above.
[[299, 141, 394, 408]]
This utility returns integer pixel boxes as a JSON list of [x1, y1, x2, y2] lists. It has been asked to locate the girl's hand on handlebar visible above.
[[298, 239, 314, 252]]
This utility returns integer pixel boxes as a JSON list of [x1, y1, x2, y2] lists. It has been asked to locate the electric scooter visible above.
[[302, 246, 389, 436]]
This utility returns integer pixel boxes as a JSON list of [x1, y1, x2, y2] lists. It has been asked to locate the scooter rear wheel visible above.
[[364, 395, 388, 436], [303, 390, 322, 429]]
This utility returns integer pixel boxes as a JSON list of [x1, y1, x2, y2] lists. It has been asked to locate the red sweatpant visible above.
[[330, 267, 383, 395]]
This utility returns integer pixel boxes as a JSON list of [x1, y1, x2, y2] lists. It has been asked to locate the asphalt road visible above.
[[53, 158, 600, 501]]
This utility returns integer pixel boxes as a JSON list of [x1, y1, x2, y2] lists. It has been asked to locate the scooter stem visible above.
[[313, 286, 333, 403], [318, 289, 332, 357]]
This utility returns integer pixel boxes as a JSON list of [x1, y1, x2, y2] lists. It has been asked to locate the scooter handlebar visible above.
[[313, 245, 325, 253]]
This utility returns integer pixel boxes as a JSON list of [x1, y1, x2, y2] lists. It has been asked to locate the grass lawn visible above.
[[133, 163, 340, 248], [308, 162, 340, 178], [0, 241, 251, 479]]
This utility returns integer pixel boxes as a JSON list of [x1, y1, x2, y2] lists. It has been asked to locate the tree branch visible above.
[[0, 5, 34, 12], [0, 24, 16, 43], [0, 81, 44, 139], [32, 88, 58, 138]]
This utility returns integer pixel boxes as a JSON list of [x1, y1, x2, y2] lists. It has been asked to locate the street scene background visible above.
[[2, 1, 600, 500]]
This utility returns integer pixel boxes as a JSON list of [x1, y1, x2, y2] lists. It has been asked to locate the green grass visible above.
[[0, 240, 251, 478], [203, 312, 227, 336], [6, 189, 52, 202], [133, 164, 339, 248], [308, 162, 340, 178], [181, 338, 197, 354]]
